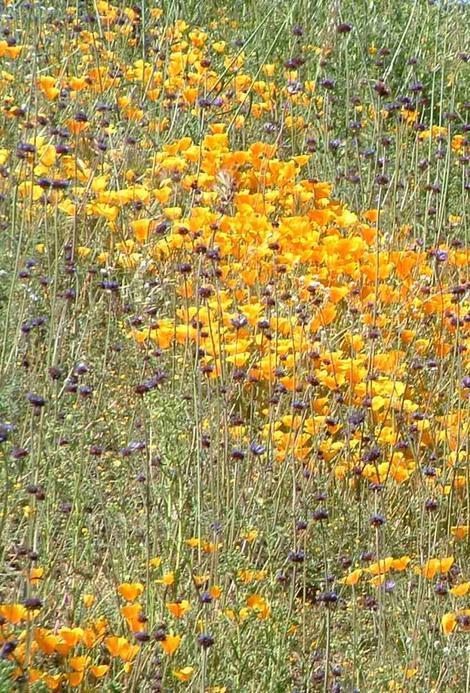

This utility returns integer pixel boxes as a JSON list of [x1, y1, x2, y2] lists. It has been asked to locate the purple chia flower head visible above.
[[435, 249, 448, 262], [11, 447, 28, 460], [348, 409, 365, 427], [1, 641, 18, 658], [287, 79, 303, 95], [422, 466, 436, 477], [374, 81, 391, 97], [231, 448, 245, 460], [457, 614, 470, 628], [231, 315, 248, 329], [329, 139, 343, 151], [134, 631, 150, 642], [312, 508, 329, 522], [288, 550, 305, 563], [363, 446, 380, 462], [369, 513, 386, 527], [50, 179, 70, 190], [27, 392, 45, 407], [434, 582, 448, 596], [320, 78, 336, 90], [317, 591, 338, 604], [23, 597, 42, 610], [197, 633, 214, 648], [250, 442, 265, 456]]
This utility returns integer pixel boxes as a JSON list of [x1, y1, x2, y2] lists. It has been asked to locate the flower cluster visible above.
[[0, 0, 469, 690]]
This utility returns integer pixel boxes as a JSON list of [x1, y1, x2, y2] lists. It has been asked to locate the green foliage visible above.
[[0, 0, 469, 691]]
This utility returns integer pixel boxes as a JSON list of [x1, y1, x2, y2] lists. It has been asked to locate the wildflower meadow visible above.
[[0, 0, 469, 690]]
